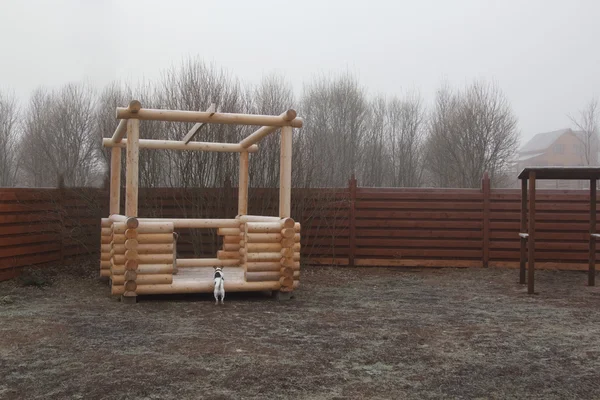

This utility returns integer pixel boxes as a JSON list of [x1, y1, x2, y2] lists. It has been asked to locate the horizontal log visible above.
[[223, 235, 241, 244], [101, 227, 112, 236], [100, 260, 111, 268], [217, 250, 241, 260], [100, 269, 110, 277], [125, 229, 138, 239], [104, 138, 259, 153], [223, 243, 241, 251], [136, 222, 174, 234], [246, 271, 280, 282], [246, 252, 282, 262], [101, 253, 111, 261], [137, 254, 174, 264], [246, 243, 282, 252], [246, 261, 281, 272], [101, 244, 111, 253], [246, 233, 282, 243], [246, 222, 283, 233], [101, 218, 112, 228], [115, 107, 303, 128], [136, 243, 174, 254], [109, 214, 128, 223], [136, 233, 174, 244], [176, 258, 240, 267], [111, 265, 125, 275], [112, 274, 173, 285], [218, 228, 240, 236], [237, 215, 282, 223], [101, 235, 113, 244], [138, 218, 238, 229]]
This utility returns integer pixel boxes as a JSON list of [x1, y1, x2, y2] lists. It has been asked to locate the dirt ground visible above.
[[1, 262, 599, 400]]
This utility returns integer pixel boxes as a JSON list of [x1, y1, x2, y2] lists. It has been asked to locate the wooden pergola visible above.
[[518, 167, 600, 294]]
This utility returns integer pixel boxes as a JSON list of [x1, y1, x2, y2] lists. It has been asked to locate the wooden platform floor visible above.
[[174, 266, 245, 285]]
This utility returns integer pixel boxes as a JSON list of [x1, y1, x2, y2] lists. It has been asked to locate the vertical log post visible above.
[[279, 126, 292, 218], [482, 172, 491, 268], [223, 177, 232, 218], [348, 175, 357, 267], [238, 151, 249, 216], [519, 178, 527, 284], [527, 171, 536, 295], [123, 118, 139, 304], [589, 178, 596, 287], [110, 147, 122, 215], [125, 119, 140, 217]]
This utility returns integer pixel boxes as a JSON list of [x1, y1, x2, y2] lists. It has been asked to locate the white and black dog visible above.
[[213, 266, 225, 305]]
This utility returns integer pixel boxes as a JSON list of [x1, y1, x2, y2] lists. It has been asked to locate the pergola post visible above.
[[238, 151, 249, 215], [125, 119, 140, 217], [279, 126, 292, 218], [527, 171, 536, 294], [589, 179, 596, 286], [109, 147, 121, 215], [519, 178, 527, 284]]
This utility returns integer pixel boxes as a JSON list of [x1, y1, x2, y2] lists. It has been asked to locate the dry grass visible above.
[[1, 262, 599, 399]]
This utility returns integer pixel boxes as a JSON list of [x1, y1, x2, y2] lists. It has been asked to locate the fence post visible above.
[[58, 174, 66, 265], [482, 172, 491, 268], [348, 175, 357, 267]]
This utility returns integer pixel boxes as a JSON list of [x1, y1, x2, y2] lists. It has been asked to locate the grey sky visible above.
[[1, 0, 598, 145]]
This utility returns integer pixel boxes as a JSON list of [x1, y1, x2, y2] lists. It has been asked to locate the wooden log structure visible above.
[[101, 102, 302, 300], [116, 107, 303, 128], [103, 138, 259, 153]]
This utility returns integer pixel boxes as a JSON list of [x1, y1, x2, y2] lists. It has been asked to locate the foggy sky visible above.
[[1, 0, 598, 144]]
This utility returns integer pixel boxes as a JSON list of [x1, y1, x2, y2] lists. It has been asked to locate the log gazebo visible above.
[[518, 167, 600, 294], [99, 101, 303, 303]]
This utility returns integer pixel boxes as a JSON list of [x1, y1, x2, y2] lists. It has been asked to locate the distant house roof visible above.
[[519, 129, 571, 153], [517, 152, 545, 162]]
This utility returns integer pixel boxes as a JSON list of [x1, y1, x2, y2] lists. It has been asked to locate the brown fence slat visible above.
[[0, 183, 598, 280]]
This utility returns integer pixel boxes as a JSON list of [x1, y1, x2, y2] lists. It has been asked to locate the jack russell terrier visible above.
[[213, 266, 225, 305]]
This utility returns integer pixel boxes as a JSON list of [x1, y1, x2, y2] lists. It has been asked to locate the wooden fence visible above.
[[1, 175, 598, 281]]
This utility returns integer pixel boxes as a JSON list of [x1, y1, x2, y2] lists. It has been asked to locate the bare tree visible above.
[[298, 73, 369, 187], [20, 83, 100, 187], [425, 81, 518, 188], [0, 91, 20, 187], [248, 73, 295, 189], [385, 93, 426, 187], [569, 97, 599, 166]]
